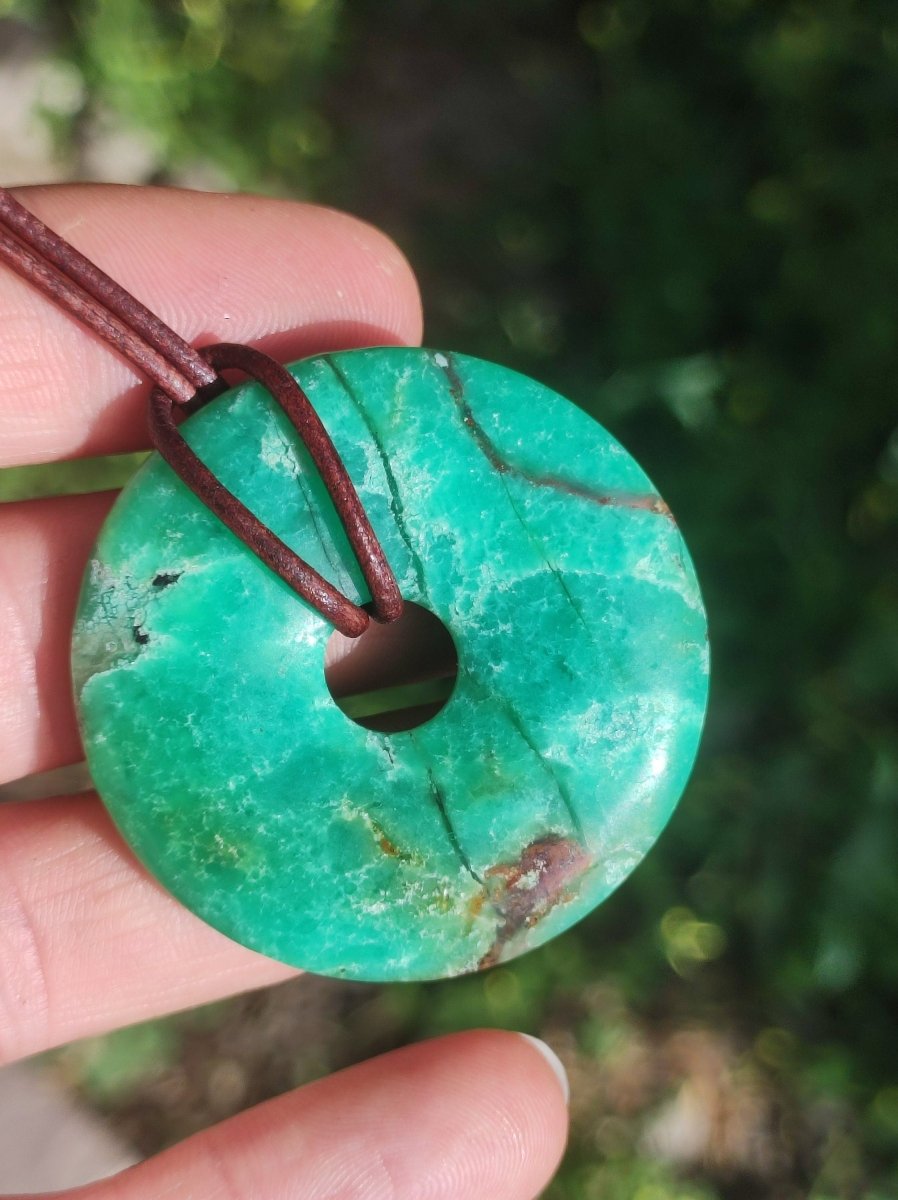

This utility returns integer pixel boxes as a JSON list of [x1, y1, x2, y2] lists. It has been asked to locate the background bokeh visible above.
[[2, 2, 898, 1197]]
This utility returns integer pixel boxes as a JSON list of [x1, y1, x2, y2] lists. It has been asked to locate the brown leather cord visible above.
[[0, 186, 403, 636]]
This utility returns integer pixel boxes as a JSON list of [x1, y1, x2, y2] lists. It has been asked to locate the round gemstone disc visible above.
[[72, 348, 709, 981]]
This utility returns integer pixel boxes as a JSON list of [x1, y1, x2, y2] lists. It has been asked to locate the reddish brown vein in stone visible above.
[[479, 835, 594, 970], [436, 353, 674, 519]]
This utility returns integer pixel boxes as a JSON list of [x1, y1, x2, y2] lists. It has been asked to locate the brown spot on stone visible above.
[[363, 811, 419, 866], [479, 835, 593, 970], [377, 833, 401, 858]]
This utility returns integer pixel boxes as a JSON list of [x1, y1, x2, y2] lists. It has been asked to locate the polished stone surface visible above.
[[72, 348, 709, 981]]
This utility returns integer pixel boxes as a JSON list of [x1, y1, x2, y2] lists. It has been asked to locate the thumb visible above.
[[72, 1030, 569, 1200]]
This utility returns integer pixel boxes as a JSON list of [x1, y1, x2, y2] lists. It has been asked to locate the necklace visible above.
[[1, 187, 708, 982]]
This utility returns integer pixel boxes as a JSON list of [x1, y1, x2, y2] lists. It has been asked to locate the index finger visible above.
[[0, 184, 422, 467], [0, 184, 422, 782]]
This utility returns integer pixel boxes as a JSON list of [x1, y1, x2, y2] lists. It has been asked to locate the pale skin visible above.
[[0, 186, 569, 1200]]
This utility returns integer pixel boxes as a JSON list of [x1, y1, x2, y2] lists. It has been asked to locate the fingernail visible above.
[[517, 1033, 570, 1104]]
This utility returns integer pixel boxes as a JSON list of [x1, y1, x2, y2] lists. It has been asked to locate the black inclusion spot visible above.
[[132, 623, 150, 645], [152, 571, 182, 588]]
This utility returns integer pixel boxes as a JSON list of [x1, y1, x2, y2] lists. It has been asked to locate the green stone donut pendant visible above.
[[72, 347, 709, 982]]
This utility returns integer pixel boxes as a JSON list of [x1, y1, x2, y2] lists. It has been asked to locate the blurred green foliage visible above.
[[3, 0, 898, 1196]]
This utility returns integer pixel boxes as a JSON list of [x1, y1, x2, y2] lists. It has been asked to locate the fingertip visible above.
[[394, 1028, 570, 1196], [310, 204, 424, 347], [516, 1032, 571, 1105]]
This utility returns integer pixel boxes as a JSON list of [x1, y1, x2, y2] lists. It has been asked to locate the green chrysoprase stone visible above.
[[72, 348, 708, 981]]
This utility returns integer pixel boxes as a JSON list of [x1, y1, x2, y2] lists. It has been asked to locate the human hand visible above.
[[0, 185, 569, 1199]]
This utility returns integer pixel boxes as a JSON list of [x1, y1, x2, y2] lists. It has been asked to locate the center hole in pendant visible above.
[[324, 602, 459, 733]]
